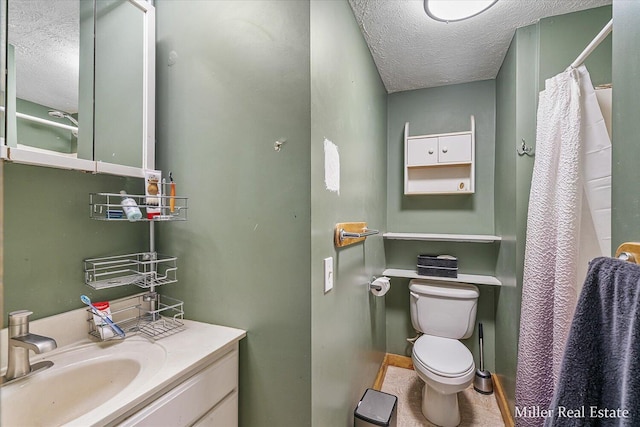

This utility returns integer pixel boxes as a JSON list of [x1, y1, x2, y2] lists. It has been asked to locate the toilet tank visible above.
[[409, 280, 479, 339]]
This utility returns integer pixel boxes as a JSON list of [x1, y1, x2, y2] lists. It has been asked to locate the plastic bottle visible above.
[[92, 301, 115, 340], [120, 190, 143, 221]]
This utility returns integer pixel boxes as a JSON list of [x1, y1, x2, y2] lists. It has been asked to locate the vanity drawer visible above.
[[119, 346, 238, 427], [193, 390, 238, 427]]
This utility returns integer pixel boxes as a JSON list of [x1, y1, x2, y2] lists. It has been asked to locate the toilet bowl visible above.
[[412, 335, 475, 427], [408, 280, 479, 427]]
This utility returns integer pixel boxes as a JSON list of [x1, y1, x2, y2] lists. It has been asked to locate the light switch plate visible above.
[[323, 257, 333, 293]]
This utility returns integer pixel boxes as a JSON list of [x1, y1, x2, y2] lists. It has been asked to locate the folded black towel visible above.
[[545, 257, 640, 426]]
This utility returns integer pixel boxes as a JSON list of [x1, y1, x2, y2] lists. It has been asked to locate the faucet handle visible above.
[[8, 310, 33, 326]]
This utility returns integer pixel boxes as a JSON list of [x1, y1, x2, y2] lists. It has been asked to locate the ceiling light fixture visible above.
[[424, 0, 498, 23]]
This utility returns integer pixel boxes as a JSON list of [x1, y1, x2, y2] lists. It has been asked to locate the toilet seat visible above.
[[412, 335, 474, 378]]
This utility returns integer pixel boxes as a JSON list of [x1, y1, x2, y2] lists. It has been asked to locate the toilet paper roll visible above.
[[370, 277, 391, 296]]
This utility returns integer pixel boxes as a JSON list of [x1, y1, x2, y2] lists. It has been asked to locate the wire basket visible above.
[[87, 293, 184, 341], [84, 252, 177, 290], [89, 190, 188, 222]]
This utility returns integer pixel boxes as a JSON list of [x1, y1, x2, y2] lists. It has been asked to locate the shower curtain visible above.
[[516, 65, 596, 426]]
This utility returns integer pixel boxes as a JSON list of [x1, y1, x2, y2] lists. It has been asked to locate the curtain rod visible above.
[[570, 18, 613, 69]]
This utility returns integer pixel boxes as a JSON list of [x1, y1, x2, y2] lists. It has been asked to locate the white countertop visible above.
[[1, 303, 246, 426]]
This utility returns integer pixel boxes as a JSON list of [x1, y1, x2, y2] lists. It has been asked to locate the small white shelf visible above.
[[383, 268, 502, 286], [404, 116, 475, 195], [383, 232, 501, 243]]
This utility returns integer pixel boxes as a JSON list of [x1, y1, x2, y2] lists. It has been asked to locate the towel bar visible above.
[[615, 242, 640, 264], [340, 228, 379, 240], [334, 222, 379, 248]]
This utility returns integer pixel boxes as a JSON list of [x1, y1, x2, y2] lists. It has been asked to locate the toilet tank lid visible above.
[[409, 280, 479, 299]]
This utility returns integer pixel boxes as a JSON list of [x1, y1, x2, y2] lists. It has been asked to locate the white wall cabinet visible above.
[[404, 116, 475, 195]]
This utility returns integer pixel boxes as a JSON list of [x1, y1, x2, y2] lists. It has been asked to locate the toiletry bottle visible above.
[[92, 301, 115, 340], [120, 191, 143, 221]]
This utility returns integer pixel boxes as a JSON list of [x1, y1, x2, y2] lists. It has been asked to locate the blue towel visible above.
[[545, 257, 640, 426]]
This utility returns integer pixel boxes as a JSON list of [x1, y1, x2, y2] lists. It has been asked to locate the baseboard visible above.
[[373, 353, 413, 390], [374, 353, 515, 427], [492, 373, 515, 427], [372, 354, 389, 390]]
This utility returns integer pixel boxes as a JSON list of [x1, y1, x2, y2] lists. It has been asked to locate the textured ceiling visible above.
[[349, 0, 612, 93], [7, 0, 613, 110], [8, 0, 79, 113]]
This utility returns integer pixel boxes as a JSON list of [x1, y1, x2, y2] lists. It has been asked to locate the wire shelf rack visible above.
[[87, 293, 184, 341], [84, 252, 177, 290], [89, 189, 188, 222]]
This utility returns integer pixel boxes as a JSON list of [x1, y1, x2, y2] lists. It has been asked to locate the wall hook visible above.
[[274, 138, 287, 152], [517, 138, 534, 156]]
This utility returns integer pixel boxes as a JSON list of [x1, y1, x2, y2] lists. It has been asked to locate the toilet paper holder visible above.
[[369, 276, 383, 291], [368, 276, 391, 296]]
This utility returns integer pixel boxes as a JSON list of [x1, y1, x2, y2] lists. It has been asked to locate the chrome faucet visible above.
[[4, 310, 57, 381]]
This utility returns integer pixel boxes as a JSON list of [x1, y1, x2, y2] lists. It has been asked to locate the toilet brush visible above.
[[473, 322, 493, 394]]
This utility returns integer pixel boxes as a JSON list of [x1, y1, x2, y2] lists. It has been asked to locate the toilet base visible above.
[[422, 383, 461, 427]]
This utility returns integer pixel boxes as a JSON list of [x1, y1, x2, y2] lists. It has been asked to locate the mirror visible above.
[[2, 0, 155, 177], [1, 0, 5, 148], [6, 0, 90, 159]]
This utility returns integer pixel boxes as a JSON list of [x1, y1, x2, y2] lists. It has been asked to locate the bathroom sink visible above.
[[0, 338, 166, 426]]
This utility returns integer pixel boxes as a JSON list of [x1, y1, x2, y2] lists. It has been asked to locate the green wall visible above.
[[612, 0, 640, 247], [494, 29, 518, 414], [494, 23, 539, 414], [538, 7, 613, 89], [2, 163, 147, 325], [310, 1, 387, 425], [493, 6, 611, 416], [2, 2, 629, 426], [156, 1, 387, 425], [385, 80, 497, 371], [155, 1, 312, 426], [387, 81, 496, 234]]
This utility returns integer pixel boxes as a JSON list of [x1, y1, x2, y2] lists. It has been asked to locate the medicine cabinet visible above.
[[404, 116, 475, 195], [1, 0, 155, 178]]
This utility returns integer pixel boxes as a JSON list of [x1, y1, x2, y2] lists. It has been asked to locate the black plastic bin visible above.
[[354, 388, 398, 427]]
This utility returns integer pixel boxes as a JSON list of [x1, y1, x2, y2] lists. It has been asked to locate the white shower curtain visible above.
[[516, 65, 612, 426], [515, 67, 584, 426]]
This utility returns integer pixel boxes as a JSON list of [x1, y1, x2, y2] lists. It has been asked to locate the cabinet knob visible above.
[[428, 149, 434, 155], [442, 147, 448, 153]]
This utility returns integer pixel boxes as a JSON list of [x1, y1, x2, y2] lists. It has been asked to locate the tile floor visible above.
[[380, 366, 505, 427]]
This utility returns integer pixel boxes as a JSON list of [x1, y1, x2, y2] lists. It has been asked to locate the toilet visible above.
[[409, 279, 479, 427]]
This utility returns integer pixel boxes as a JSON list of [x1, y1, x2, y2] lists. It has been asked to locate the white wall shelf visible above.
[[383, 232, 501, 243], [383, 268, 502, 286], [404, 116, 475, 195]]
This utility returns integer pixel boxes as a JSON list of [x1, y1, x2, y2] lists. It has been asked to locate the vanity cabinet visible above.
[[118, 344, 239, 427], [404, 116, 475, 194]]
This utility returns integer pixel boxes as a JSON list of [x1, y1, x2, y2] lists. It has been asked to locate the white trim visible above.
[[96, 161, 146, 178], [8, 147, 95, 172]]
